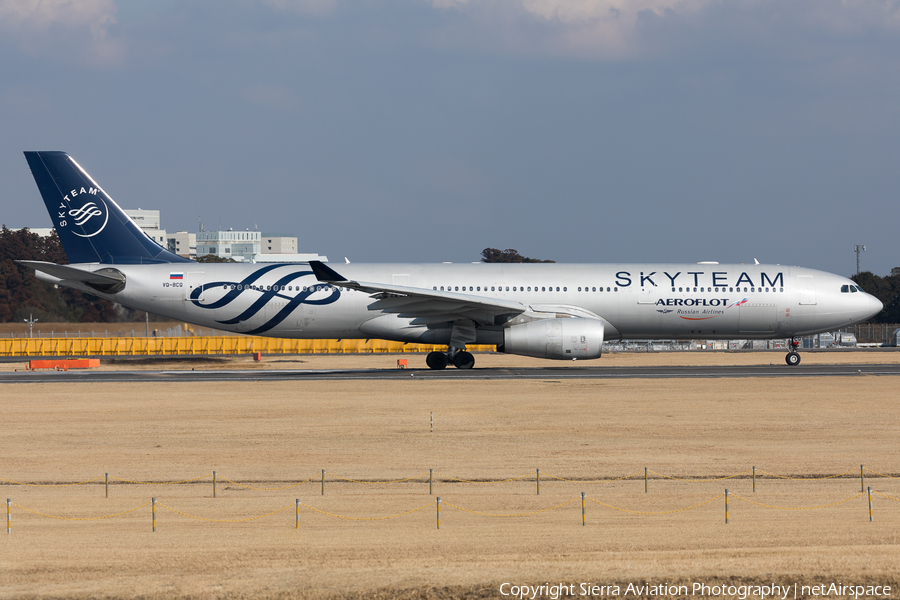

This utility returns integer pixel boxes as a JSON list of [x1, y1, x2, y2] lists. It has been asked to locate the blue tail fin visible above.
[[24, 151, 192, 264]]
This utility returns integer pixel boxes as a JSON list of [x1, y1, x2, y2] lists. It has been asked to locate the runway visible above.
[[2, 363, 899, 383]]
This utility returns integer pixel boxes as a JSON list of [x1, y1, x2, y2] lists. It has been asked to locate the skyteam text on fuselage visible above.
[[19, 151, 883, 369]]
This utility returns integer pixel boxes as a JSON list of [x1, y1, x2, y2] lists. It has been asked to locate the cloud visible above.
[[0, 0, 123, 65], [426, 0, 900, 60]]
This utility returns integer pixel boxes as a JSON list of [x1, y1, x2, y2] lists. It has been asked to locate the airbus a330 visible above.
[[20, 151, 883, 369]]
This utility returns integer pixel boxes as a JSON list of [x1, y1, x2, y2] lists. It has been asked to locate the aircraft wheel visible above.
[[785, 352, 801, 366], [426, 351, 449, 370], [452, 351, 475, 369]]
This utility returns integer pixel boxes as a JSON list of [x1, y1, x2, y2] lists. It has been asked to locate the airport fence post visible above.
[[645, 467, 648, 493], [6, 499, 10, 534], [429, 469, 433, 495], [152, 497, 156, 532], [868, 487, 874, 522], [752, 466, 756, 493], [213, 471, 216, 498], [321, 470, 325, 496], [105, 472, 109, 498], [725, 489, 729, 524], [536, 469, 540, 495], [436, 497, 441, 530], [581, 492, 586, 526], [861, 465, 865, 493], [295, 499, 300, 530]]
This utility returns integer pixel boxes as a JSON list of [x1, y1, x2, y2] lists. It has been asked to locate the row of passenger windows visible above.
[[429, 285, 785, 294], [432, 285, 621, 293], [224, 284, 331, 292], [673, 287, 784, 293]]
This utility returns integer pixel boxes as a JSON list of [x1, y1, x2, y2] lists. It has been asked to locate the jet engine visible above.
[[498, 317, 604, 360]]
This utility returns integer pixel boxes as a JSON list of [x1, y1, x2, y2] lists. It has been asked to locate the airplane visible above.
[[19, 151, 883, 369]]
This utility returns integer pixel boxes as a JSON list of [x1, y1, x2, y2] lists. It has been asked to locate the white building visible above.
[[124, 209, 167, 247], [167, 231, 197, 259], [262, 234, 297, 254], [196, 229, 326, 262], [196, 230, 261, 261]]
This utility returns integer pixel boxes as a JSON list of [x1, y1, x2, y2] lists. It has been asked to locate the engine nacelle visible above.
[[499, 317, 604, 360]]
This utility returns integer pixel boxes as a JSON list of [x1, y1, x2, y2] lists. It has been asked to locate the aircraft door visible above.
[[184, 272, 205, 302], [798, 276, 816, 305]]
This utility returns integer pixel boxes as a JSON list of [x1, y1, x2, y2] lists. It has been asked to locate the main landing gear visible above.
[[785, 337, 801, 366], [426, 349, 475, 370]]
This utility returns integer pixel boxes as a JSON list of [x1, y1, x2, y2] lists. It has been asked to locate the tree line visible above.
[[852, 269, 900, 323]]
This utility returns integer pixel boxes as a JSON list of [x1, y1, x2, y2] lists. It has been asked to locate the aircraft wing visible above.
[[309, 261, 526, 326]]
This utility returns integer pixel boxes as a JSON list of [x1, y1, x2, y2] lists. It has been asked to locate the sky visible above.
[[1, 0, 899, 277]]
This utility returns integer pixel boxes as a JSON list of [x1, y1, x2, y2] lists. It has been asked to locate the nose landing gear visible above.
[[785, 337, 801, 366]]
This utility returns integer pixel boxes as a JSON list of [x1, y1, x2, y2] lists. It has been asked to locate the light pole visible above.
[[854, 245, 866, 275], [23, 314, 38, 339]]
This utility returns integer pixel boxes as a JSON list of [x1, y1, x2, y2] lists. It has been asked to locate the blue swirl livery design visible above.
[[189, 265, 341, 335]]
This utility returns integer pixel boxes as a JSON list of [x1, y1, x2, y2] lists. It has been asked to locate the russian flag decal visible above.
[[170, 273, 184, 280]]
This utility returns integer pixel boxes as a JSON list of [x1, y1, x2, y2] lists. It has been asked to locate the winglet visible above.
[[309, 260, 347, 282]]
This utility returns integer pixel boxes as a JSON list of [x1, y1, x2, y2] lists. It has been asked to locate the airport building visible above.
[[15, 209, 326, 263], [195, 229, 327, 263], [123, 209, 167, 247], [167, 231, 197, 259]]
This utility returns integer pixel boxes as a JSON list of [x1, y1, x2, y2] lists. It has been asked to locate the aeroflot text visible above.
[[498, 582, 891, 599]]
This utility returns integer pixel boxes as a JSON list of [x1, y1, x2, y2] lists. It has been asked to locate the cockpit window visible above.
[[841, 285, 849, 293], [850, 285, 858, 292]]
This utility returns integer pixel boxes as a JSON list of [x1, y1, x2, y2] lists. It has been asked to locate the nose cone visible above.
[[869, 294, 884, 318]]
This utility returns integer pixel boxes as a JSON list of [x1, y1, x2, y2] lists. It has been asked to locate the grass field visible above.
[[1, 353, 899, 599]]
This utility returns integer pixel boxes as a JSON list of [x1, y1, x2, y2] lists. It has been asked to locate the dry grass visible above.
[[1, 359, 900, 598]]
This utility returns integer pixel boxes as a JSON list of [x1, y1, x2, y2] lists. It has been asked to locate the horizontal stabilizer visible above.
[[19, 261, 126, 293]]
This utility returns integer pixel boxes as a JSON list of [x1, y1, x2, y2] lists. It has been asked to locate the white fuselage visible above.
[[50, 261, 882, 345]]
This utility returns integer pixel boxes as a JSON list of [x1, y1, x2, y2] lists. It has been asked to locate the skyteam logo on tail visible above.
[[56, 187, 109, 238]]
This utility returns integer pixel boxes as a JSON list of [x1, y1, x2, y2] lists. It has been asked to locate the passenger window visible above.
[[679, 287, 682, 292], [614, 287, 618, 292], [592, 287, 596, 292], [729, 287, 733, 292], [563, 287, 567, 292], [454, 286, 458, 291], [556, 287, 560, 292], [578, 287, 582, 292]]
